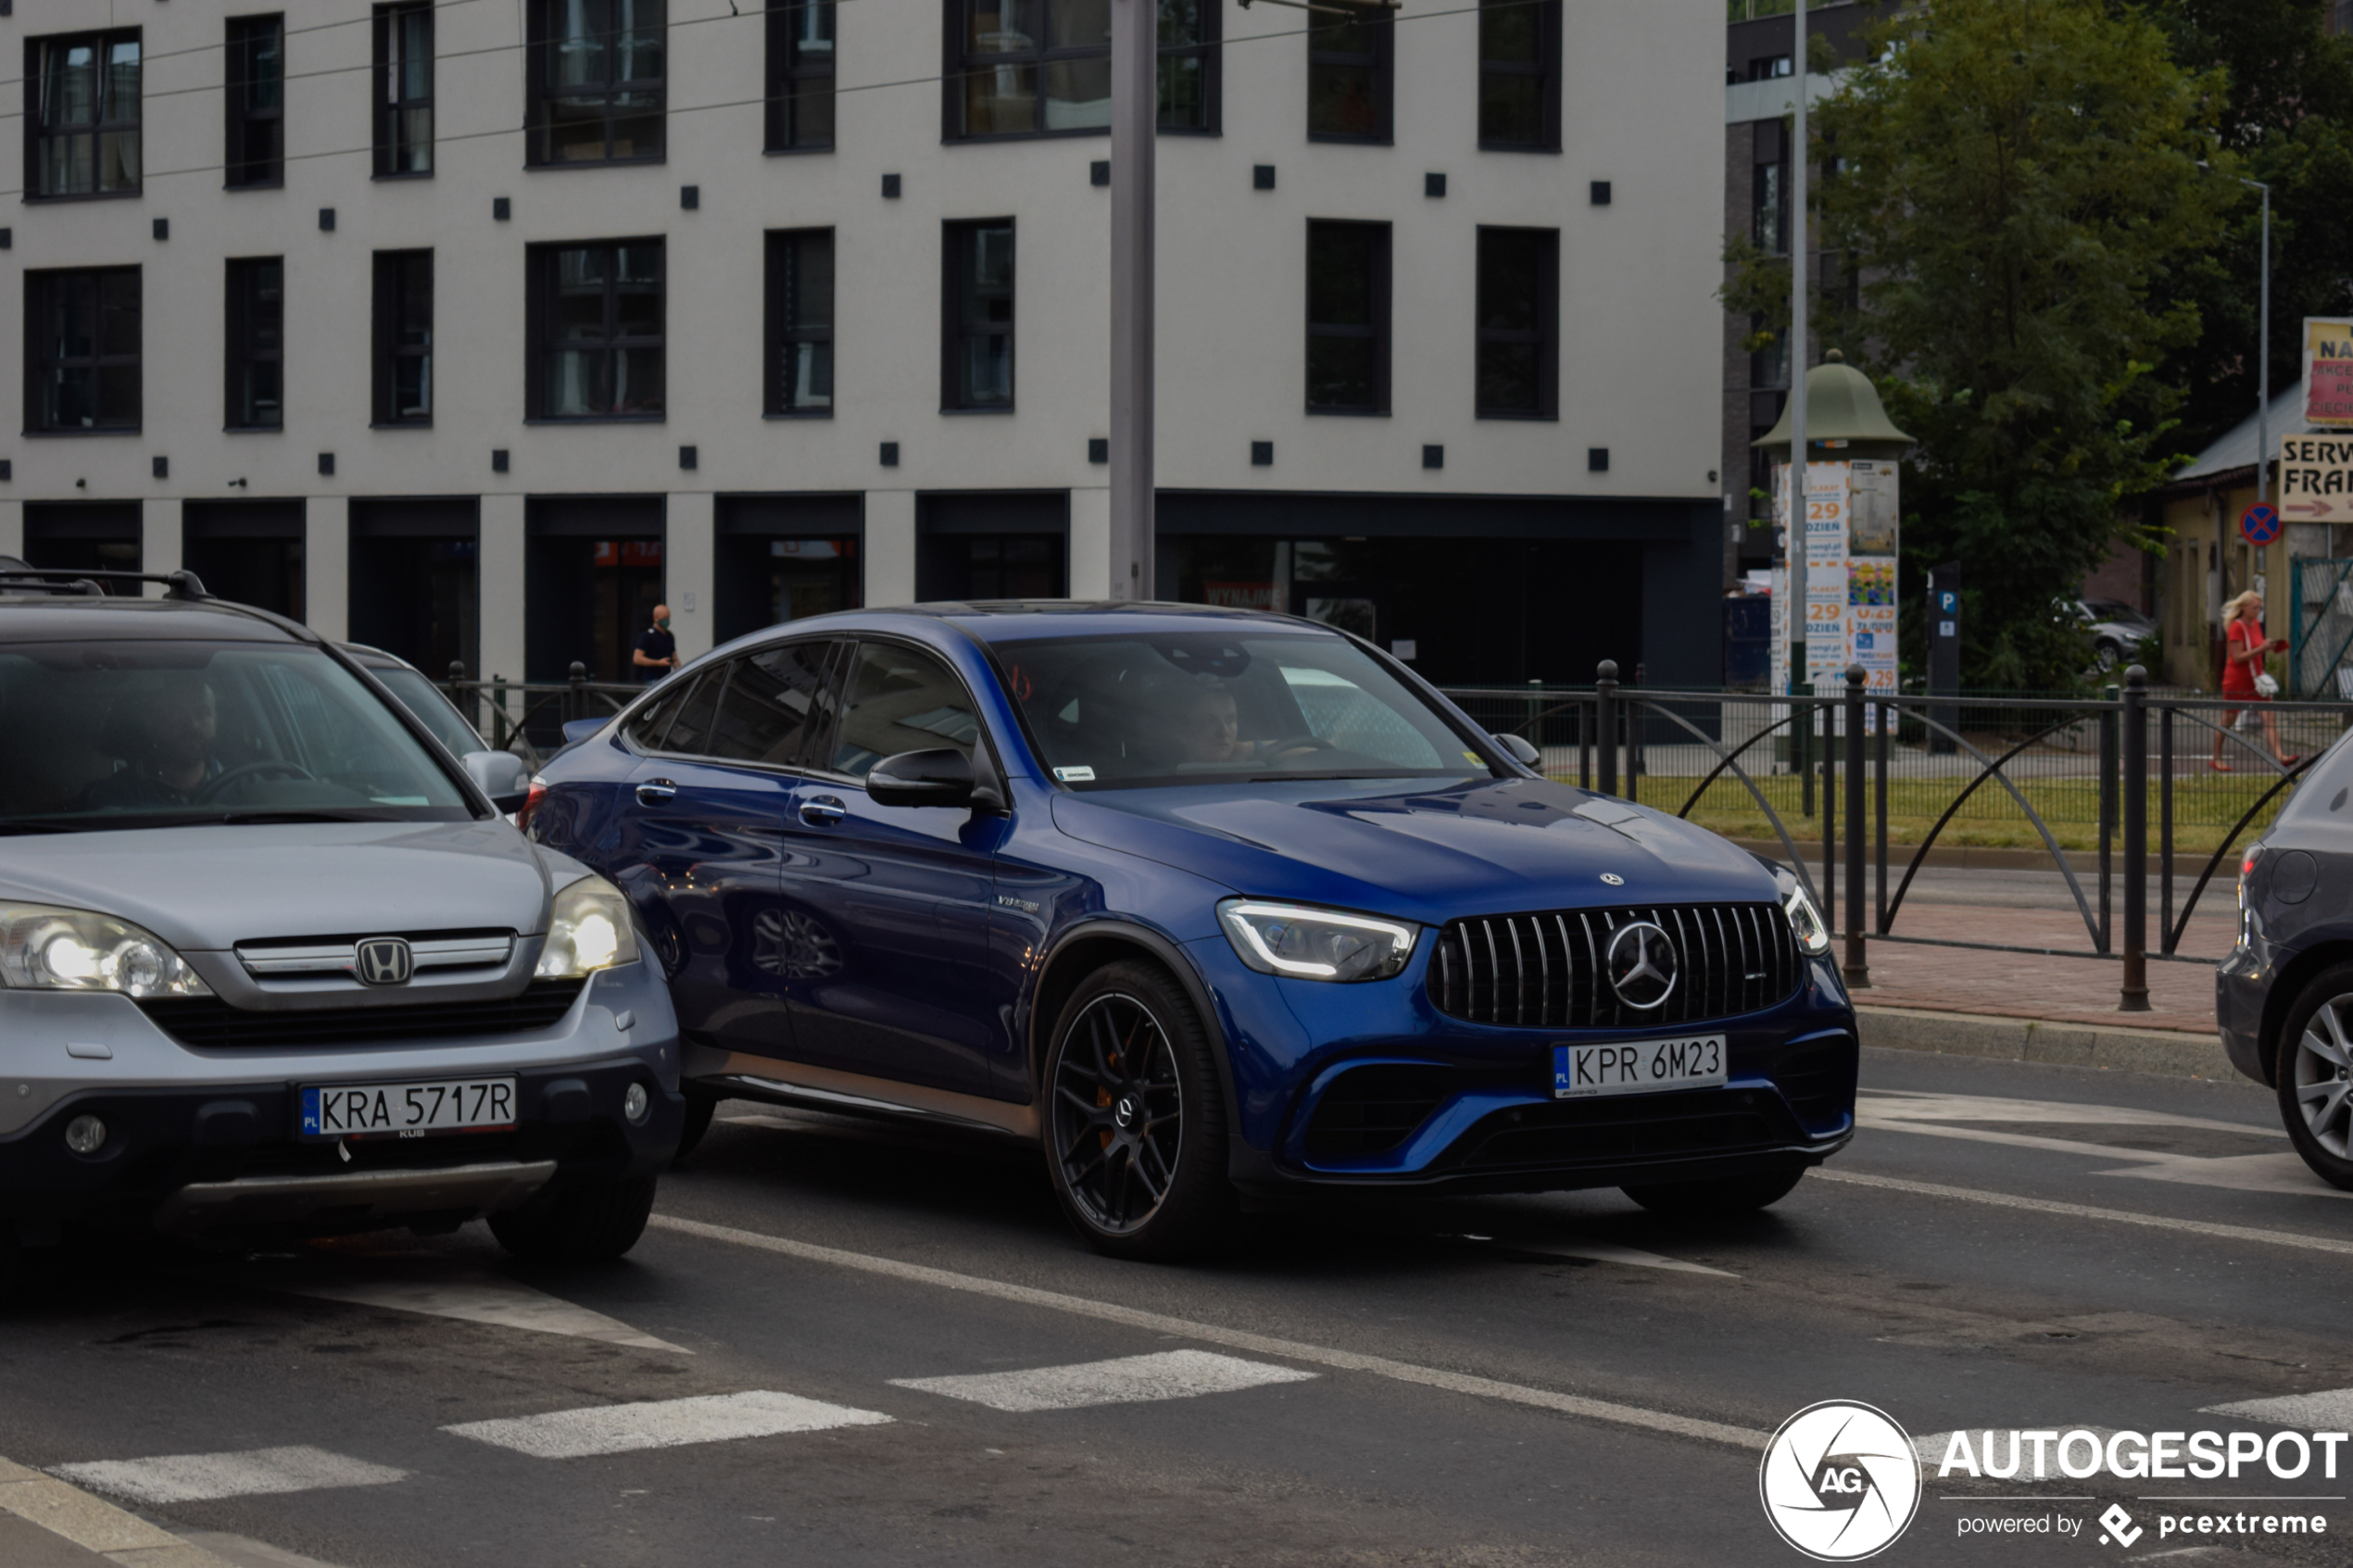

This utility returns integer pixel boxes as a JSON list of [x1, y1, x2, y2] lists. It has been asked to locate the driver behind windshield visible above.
[[1176, 680, 1322, 768], [83, 675, 224, 809]]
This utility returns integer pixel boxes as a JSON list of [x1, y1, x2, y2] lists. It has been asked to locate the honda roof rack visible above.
[[0, 567, 210, 601]]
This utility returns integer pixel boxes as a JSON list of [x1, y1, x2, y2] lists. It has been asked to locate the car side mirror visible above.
[[461, 747, 529, 800], [868, 748, 977, 809], [560, 717, 608, 746], [1493, 732, 1542, 768]]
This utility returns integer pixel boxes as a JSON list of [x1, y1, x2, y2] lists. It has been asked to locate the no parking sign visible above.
[[2242, 503, 2283, 546]]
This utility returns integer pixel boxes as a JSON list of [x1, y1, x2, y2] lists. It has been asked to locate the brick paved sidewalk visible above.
[[1840, 902, 2227, 1035]]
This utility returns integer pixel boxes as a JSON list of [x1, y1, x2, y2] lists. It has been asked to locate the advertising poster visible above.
[[1773, 458, 1900, 731], [2303, 317, 2353, 430]]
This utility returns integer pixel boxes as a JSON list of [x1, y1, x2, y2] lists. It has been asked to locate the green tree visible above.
[[1726, 0, 2230, 687], [2145, 0, 2353, 454]]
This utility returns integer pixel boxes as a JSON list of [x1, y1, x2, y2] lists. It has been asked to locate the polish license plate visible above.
[[301, 1078, 517, 1138], [1553, 1036, 1727, 1099]]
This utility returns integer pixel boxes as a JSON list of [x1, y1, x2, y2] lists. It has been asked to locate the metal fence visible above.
[[2293, 556, 2353, 699], [1441, 663, 2351, 1011], [435, 661, 645, 762]]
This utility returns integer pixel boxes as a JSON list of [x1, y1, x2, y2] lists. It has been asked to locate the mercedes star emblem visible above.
[[1604, 921, 1678, 1010]]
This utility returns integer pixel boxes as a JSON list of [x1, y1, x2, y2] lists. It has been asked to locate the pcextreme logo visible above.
[[1760, 1400, 1923, 1561]]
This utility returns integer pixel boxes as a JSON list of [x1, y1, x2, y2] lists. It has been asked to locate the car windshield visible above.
[[997, 632, 1495, 790], [368, 664, 486, 759], [0, 640, 475, 832]]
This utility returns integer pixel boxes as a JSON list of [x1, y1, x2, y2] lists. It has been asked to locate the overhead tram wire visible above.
[[0, 0, 1543, 193]]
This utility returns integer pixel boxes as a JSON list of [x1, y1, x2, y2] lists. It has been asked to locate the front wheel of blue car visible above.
[[1044, 961, 1236, 1261]]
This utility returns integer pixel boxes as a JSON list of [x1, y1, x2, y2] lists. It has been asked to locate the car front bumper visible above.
[[0, 961, 682, 1243], [1185, 936, 1859, 1198]]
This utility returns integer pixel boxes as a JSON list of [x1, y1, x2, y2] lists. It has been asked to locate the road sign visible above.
[[2280, 435, 2353, 523], [2242, 503, 2283, 546]]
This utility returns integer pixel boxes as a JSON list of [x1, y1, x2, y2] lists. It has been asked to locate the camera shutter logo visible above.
[[1604, 921, 1679, 1010], [1758, 1400, 1920, 1561], [354, 937, 415, 986]]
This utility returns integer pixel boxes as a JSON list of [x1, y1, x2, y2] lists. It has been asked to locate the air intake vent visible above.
[[1427, 903, 1801, 1031]]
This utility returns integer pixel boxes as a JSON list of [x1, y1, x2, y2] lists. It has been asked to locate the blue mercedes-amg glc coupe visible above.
[[527, 603, 1856, 1257]]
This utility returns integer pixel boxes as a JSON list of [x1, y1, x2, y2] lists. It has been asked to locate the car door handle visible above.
[[635, 779, 678, 806], [799, 796, 847, 826]]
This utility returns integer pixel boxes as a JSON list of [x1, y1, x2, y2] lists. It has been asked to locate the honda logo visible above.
[[353, 937, 415, 986]]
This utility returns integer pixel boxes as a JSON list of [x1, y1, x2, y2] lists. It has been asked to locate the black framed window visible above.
[[372, 250, 434, 425], [26, 268, 141, 433], [765, 0, 835, 150], [766, 230, 835, 417], [1475, 227, 1555, 419], [373, 2, 434, 176], [1748, 311, 1787, 390], [26, 31, 141, 199], [1753, 158, 1786, 254], [529, 241, 664, 420], [1305, 220, 1388, 414], [942, 220, 1014, 411], [949, 0, 1217, 139], [225, 257, 284, 431], [1307, 11, 1390, 143], [226, 16, 285, 189], [1477, 0, 1556, 151], [528, 0, 665, 166]]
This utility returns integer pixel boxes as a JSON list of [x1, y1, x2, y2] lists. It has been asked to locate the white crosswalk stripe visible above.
[[891, 1349, 1317, 1412], [443, 1390, 892, 1459], [53, 1446, 407, 1505], [2202, 1388, 2353, 1429]]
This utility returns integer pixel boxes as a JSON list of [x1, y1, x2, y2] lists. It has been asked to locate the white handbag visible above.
[[2255, 671, 2281, 698]]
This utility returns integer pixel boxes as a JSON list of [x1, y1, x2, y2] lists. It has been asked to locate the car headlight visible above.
[[0, 903, 212, 998], [1776, 874, 1832, 959], [1217, 898, 1419, 982], [536, 875, 641, 978]]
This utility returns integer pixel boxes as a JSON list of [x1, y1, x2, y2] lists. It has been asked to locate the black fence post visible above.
[[2160, 703, 2176, 954], [568, 660, 588, 726], [2098, 682, 2118, 953], [1820, 687, 1836, 938], [1799, 691, 1814, 818], [1843, 665, 1869, 987], [1594, 661, 1618, 798], [1579, 696, 1592, 790], [1630, 663, 1646, 797], [1874, 698, 1890, 935], [2121, 667, 2149, 1011]]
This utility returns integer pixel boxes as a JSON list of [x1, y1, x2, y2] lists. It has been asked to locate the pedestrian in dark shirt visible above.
[[633, 605, 678, 684]]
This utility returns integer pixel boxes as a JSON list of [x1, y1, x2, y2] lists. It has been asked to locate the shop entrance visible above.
[[23, 503, 141, 592], [347, 499, 480, 679], [525, 497, 665, 686], [182, 501, 306, 621], [714, 495, 863, 644]]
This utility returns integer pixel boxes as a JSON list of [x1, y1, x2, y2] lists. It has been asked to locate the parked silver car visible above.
[[0, 567, 682, 1289]]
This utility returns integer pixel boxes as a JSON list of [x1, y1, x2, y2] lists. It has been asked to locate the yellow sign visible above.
[[2304, 318, 2353, 430], [2279, 435, 2353, 523]]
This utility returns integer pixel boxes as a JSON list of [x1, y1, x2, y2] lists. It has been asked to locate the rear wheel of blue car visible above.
[[1044, 961, 1236, 1261], [2276, 965, 2353, 1188]]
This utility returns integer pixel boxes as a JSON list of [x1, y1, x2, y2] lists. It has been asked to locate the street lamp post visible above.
[[2250, 177, 2272, 509], [1110, 0, 1156, 600], [1787, 0, 1809, 698]]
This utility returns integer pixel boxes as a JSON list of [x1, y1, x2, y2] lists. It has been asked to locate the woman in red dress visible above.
[[2212, 589, 2295, 771]]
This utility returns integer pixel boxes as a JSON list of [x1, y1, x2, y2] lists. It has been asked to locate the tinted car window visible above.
[[704, 641, 840, 767], [623, 676, 695, 751], [829, 642, 981, 780], [368, 665, 486, 758], [662, 670, 725, 757], [0, 641, 472, 828], [999, 632, 1491, 789]]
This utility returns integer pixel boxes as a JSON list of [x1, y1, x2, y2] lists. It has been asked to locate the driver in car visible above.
[[83, 675, 224, 809], [1180, 681, 1322, 767]]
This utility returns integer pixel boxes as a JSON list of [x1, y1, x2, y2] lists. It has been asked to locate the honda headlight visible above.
[[536, 875, 641, 978], [1217, 898, 1419, 983], [0, 903, 212, 998], [1775, 872, 1832, 958]]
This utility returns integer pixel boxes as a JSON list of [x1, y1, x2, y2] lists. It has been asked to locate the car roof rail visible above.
[[0, 566, 213, 602]]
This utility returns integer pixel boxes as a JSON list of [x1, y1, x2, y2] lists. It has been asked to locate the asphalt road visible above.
[[5, 1046, 2352, 1567]]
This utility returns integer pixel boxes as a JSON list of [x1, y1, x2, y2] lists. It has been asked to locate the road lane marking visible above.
[[443, 1391, 891, 1460], [891, 1349, 1316, 1411], [647, 1212, 1772, 1450], [1812, 1169, 2353, 1257], [1857, 1118, 2350, 1199], [1858, 1090, 2282, 1139], [51, 1447, 406, 1506], [2201, 1389, 2353, 1429], [265, 1267, 691, 1353], [1500, 1238, 1737, 1276]]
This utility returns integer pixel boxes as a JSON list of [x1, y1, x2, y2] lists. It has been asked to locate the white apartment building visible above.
[[1, 0, 1723, 702]]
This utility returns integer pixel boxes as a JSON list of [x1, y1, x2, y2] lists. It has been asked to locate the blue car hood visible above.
[[1049, 777, 1780, 924]]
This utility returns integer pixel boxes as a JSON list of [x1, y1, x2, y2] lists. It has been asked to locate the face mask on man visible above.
[[656, 618, 671, 631]]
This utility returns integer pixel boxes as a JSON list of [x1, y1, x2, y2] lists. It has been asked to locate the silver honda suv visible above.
[[0, 564, 681, 1287]]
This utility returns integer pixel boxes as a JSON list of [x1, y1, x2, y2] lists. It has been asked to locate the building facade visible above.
[[3, 0, 1723, 696]]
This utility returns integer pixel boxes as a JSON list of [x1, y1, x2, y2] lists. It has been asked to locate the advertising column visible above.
[[1846, 458, 1900, 728]]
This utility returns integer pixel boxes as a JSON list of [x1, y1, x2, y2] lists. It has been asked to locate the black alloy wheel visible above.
[[2277, 964, 2353, 1188], [1043, 960, 1235, 1261]]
